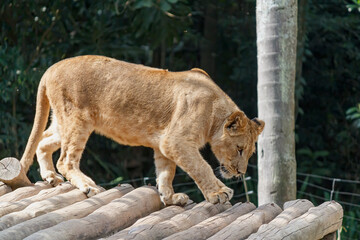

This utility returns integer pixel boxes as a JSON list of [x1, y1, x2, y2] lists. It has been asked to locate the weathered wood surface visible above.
[[208, 202, 282, 240], [248, 199, 314, 239], [165, 202, 256, 240], [260, 201, 343, 240], [104, 205, 187, 240], [0, 188, 87, 230], [0, 178, 344, 240], [0, 182, 75, 218], [119, 201, 232, 240], [0, 157, 32, 189], [0, 181, 12, 196], [0, 181, 51, 202], [26, 186, 162, 240], [0, 184, 134, 240]]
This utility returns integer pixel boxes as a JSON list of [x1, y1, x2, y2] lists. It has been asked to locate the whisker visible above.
[[214, 166, 222, 178]]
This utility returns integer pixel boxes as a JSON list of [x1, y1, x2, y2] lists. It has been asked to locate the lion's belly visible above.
[[94, 116, 162, 148]]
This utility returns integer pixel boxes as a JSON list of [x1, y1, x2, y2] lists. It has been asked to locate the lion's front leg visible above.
[[183, 158, 233, 204], [160, 142, 233, 204], [154, 150, 189, 206]]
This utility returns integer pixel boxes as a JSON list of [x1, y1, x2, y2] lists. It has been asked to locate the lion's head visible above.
[[211, 111, 265, 179]]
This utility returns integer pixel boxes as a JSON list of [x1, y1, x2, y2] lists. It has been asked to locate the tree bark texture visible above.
[[104, 205, 187, 240], [0, 181, 50, 202], [0, 184, 134, 240], [208, 202, 282, 240], [256, 0, 298, 207], [0, 181, 12, 196], [260, 201, 343, 239], [25, 186, 162, 240], [0, 182, 75, 218], [0, 157, 32, 189], [247, 199, 314, 239], [165, 202, 256, 240], [0, 188, 87, 230], [117, 201, 231, 240]]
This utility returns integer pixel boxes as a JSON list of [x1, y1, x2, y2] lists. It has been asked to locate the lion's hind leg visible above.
[[36, 117, 63, 186], [154, 150, 189, 206], [56, 117, 102, 197]]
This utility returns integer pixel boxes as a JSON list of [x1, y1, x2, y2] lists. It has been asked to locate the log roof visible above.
[[0, 181, 343, 240]]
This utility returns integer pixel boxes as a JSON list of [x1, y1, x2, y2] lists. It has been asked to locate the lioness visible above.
[[20, 55, 264, 205]]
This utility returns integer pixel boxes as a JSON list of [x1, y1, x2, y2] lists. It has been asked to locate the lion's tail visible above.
[[20, 76, 50, 173]]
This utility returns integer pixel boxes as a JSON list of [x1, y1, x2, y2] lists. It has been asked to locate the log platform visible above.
[[0, 181, 343, 240]]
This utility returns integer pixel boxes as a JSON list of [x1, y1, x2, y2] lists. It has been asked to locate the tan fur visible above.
[[20, 55, 264, 205]]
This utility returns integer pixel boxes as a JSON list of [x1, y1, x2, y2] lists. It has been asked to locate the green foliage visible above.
[[346, 103, 360, 128], [124, 0, 191, 47], [297, 0, 360, 178], [346, 0, 360, 12], [297, 148, 332, 176]]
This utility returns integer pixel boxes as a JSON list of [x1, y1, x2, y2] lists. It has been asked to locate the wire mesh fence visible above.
[[296, 172, 360, 239]]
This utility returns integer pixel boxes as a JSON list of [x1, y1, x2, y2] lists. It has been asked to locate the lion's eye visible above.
[[237, 148, 244, 156]]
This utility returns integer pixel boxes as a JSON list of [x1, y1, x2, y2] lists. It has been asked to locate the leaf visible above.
[[133, 0, 153, 9], [297, 148, 312, 156], [353, 119, 360, 128], [346, 107, 358, 115], [0, 58, 7, 66], [160, 0, 171, 12], [110, 176, 124, 184], [167, 0, 178, 3], [313, 150, 329, 159], [350, 113, 360, 120]]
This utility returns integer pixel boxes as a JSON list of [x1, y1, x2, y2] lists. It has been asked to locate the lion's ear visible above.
[[225, 111, 248, 136], [251, 118, 265, 135], [191, 68, 210, 78]]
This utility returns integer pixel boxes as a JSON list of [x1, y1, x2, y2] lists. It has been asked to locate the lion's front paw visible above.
[[41, 171, 64, 186], [160, 192, 189, 206], [81, 185, 105, 197], [171, 193, 189, 206], [206, 186, 234, 204]]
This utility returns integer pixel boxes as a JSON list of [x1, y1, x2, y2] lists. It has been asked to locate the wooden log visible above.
[[0, 184, 134, 240], [247, 199, 314, 239], [208, 202, 282, 240], [0, 182, 75, 218], [25, 186, 162, 240], [0, 181, 51, 202], [184, 199, 196, 210], [0, 157, 32, 189], [119, 201, 232, 240], [262, 201, 343, 240], [164, 202, 256, 240], [104, 205, 187, 240], [0, 181, 12, 196], [0, 188, 87, 230]]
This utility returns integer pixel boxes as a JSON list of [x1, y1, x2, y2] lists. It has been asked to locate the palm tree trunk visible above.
[[256, 0, 298, 207]]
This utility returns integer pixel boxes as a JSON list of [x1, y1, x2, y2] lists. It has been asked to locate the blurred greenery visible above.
[[0, 0, 359, 237]]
